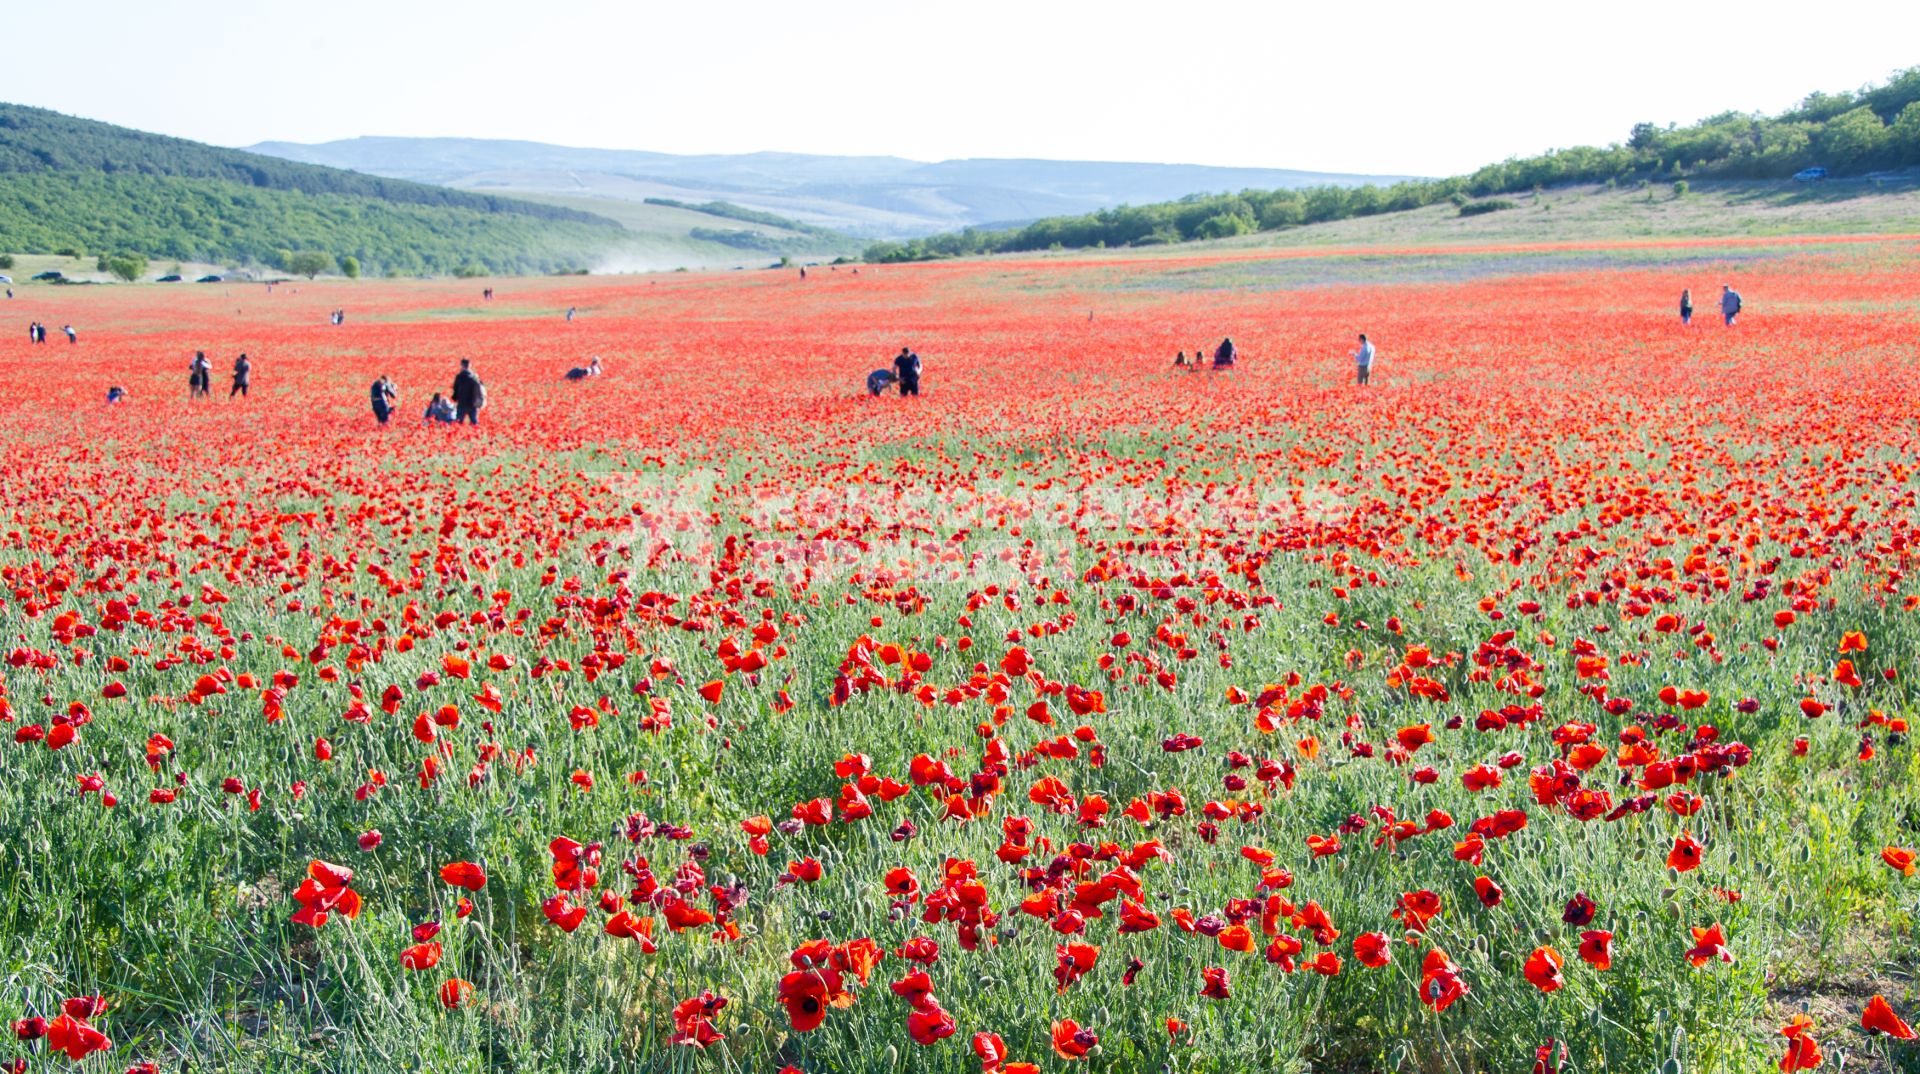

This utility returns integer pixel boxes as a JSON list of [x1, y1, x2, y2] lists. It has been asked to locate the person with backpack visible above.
[[893, 347, 921, 397], [452, 359, 483, 425], [1721, 284, 1742, 326], [369, 375, 398, 424], [230, 353, 252, 398]]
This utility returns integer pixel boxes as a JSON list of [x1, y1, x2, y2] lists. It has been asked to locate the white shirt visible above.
[[1355, 340, 1375, 366]]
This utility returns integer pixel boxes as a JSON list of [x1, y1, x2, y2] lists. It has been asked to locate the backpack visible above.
[[475, 380, 488, 409]]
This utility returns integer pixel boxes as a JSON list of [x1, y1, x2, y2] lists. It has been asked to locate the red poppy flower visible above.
[[1353, 932, 1391, 968], [1778, 1013, 1822, 1071], [1863, 994, 1917, 1039], [1523, 946, 1565, 992], [400, 941, 443, 970], [439, 861, 487, 891]]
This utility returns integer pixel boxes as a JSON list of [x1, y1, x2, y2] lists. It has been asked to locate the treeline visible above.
[[867, 67, 1920, 262], [0, 174, 620, 276], [0, 102, 616, 227], [644, 198, 839, 237]]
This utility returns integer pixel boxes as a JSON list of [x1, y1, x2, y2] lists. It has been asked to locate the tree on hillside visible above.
[[288, 251, 335, 279], [340, 255, 361, 279]]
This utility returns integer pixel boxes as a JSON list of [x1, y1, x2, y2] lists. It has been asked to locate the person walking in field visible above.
[[1353, 333, 1375, 385], [1720, 284, 1741, 326], [566, 307, 576, 323], [189, 352, 212, 399], [452, 359, 484, 425], [230, 353, 251, 398], [1680, 289, 1694, 326], [369, 375, 398, 424], [893, 347, 921, 397]]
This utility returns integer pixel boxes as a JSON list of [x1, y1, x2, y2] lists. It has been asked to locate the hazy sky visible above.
[[6, 0, 1917, 175]]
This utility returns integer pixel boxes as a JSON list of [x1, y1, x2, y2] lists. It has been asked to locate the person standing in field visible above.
[[566, 307, 576, 323], [1680, 289, 1694, 326], [1353, 333, 1375, 385], [452, 359, 483, 425], [893, 347, 921, 397], [369, 375, 398, 424], [63, 324, 77, 344], [189, 351, 212, 399], [1721, 284, 1741, 326], [230, 353, 251, 398]]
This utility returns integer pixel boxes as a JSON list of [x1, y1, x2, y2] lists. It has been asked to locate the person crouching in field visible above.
[[424, 393, 456, 423], [867, 367, 898, 396], [1353, 334, 1375, 385], [1212, 338, 1237, 369]]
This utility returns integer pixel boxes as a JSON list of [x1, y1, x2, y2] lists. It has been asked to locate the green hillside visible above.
[[870, 66, 1920, 262], [0, 103, 628, 275]]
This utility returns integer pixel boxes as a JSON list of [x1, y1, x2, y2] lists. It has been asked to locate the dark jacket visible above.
[[452, 369, 481, 408], [893, 352, 921, 381], [232, 357, 251, 385]]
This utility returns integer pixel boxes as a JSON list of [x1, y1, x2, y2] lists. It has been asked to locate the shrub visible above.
[[340, 256, 360, 279], [1458, 199, 1517, 217], [105, 254, 148, 282], [0, 254, 11, 269], [1672, 180, 1690, 198]]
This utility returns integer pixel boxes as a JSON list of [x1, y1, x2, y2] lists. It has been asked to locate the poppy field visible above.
[[4, 236, 1920, 1073]]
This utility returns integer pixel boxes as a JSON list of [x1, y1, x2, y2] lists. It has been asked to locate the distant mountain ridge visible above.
[[245, 136, 1415, 238]]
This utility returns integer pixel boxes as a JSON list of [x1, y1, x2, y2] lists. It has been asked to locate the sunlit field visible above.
[[4, 236, 1920, 1073]]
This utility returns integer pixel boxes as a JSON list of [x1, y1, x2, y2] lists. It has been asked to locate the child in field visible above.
[[425, 393, 456, 423]]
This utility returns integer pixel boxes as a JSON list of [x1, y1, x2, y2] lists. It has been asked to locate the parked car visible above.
[[31, 270, 63, 281], [156, 274, 183, 283], [195, 275, 223, 283], [1794, 167, 1828, 183], [0, 275, 12, 284]]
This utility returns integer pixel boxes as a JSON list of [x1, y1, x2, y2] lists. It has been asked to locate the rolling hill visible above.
[[245, 136, 1414, 238], [0, 103, 632, 275], [867, 66, 1920, 261]]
